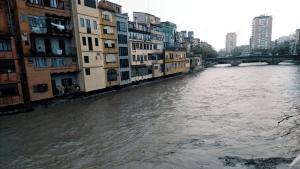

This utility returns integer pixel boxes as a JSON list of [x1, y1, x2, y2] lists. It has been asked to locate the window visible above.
[[32, 84, 48, 93], [88, 37, 93, 50], [119, 47, 128, 56], [85, 68, 91, 75], [28, 0, 43, 5], [120, 59, 129, 68], [116, 7, 121, 14], [117, 21, 127, 32], [86, 19, 91, 33], [103, 26, 113, 34], [95, 38, 99, 46], [50, 0, 58, 8], [84, 0, 96, 8], [84, 56, 89, 63], [93, 20, 97, 30], [0, 84, 19, 97], [102, 11, 112, 21], [80, 18, 84, 27], [29, 16, 47, 33], [133, 55, 136, 61], [78, 0, 81, 4], [21, 15, 27, 22], [82, 37, 86, 46], [118, 34, 127, 44], [51, 58, 65, 67], [34, 58, 48, 68], [0, 60, 15, 74], [121, 71, 130, 81], [0, 40, 12, 52], [107, 69, 117, 81]]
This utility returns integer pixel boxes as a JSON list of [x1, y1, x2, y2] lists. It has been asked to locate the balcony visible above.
[[0, 73, 18, 83], [0, 83, 22, 107], [47, 23, 72, 36], [98, 1, 115, 12], [30, 37, 76, 58], [29, 15, 72, 36], [26, 0, 66, 10], [0, 96, 23, 107]]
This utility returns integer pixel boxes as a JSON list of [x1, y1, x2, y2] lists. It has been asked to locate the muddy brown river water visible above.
[[1, 64, 300, 169]]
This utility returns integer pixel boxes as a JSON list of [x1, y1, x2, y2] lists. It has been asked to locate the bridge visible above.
[[204, 55, 300, 67]]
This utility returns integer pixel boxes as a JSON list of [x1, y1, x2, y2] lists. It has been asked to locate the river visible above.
[[1, 64, 300, 169]]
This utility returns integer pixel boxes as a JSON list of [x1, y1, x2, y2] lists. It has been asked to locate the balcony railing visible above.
[[30, 48, 77, 58], [0, 96, 22, 107], [0, 73, 18, 82], [27, 0, 65, 10]]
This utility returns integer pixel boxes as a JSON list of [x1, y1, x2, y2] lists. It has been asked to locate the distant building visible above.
[[98, 0, 121, 88], [275, 35, 297, 55], [192, 38, 201, 47], [128, 21, 153, 82], [71, 0, 104, 92], [296, 29, 300, 44], [250, 15, 273, 50], [180, 31, 187, 39], [188, 31, 194, 39], [133, 12, 160, 25], [239, 45, 251, 56], [129, 12, 164, 80], [164, 50, 186, 75], [160, 21, 177, 49], [115, 4, 131, 85], [226, 33, 237, 54]]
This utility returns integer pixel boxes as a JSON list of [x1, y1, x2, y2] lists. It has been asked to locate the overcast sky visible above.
[[108, 0, 300, 50]]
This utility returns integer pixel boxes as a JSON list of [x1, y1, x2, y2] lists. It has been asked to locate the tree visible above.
[[192, 42, 218, 59], [277, 42, 290, 55], [297, 44, 300, 55], [231, 47, 242, 57]]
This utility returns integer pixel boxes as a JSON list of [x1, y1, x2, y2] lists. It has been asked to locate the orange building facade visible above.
[[0, 0, 24, 107], [13, 0, 80, 102]]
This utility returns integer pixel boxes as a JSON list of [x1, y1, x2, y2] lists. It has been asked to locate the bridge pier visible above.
[[268, 58, 281, 65], [230, 60, 241, 67]]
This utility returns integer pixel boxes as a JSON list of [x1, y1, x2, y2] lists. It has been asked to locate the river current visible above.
[[1, 64, 300, 169]]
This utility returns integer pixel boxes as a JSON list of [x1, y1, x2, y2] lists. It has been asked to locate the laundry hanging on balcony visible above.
[[51, 22, 65, 30]]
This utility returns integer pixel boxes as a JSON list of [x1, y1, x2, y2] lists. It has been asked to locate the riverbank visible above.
[[0, 70, 204, 116]]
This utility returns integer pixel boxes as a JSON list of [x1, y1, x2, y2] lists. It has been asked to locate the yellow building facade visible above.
[[164, 50, 187, 75], [71, 0, 106, 92], [98, 1, 120, 87]]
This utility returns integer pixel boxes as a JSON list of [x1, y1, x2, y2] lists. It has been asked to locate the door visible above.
[[51, 80, 58, 96], [88, 37, 93, 51], [59, 39, 65, 55], [44, 39, 51, 53], [86, 19, 91, 33]]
